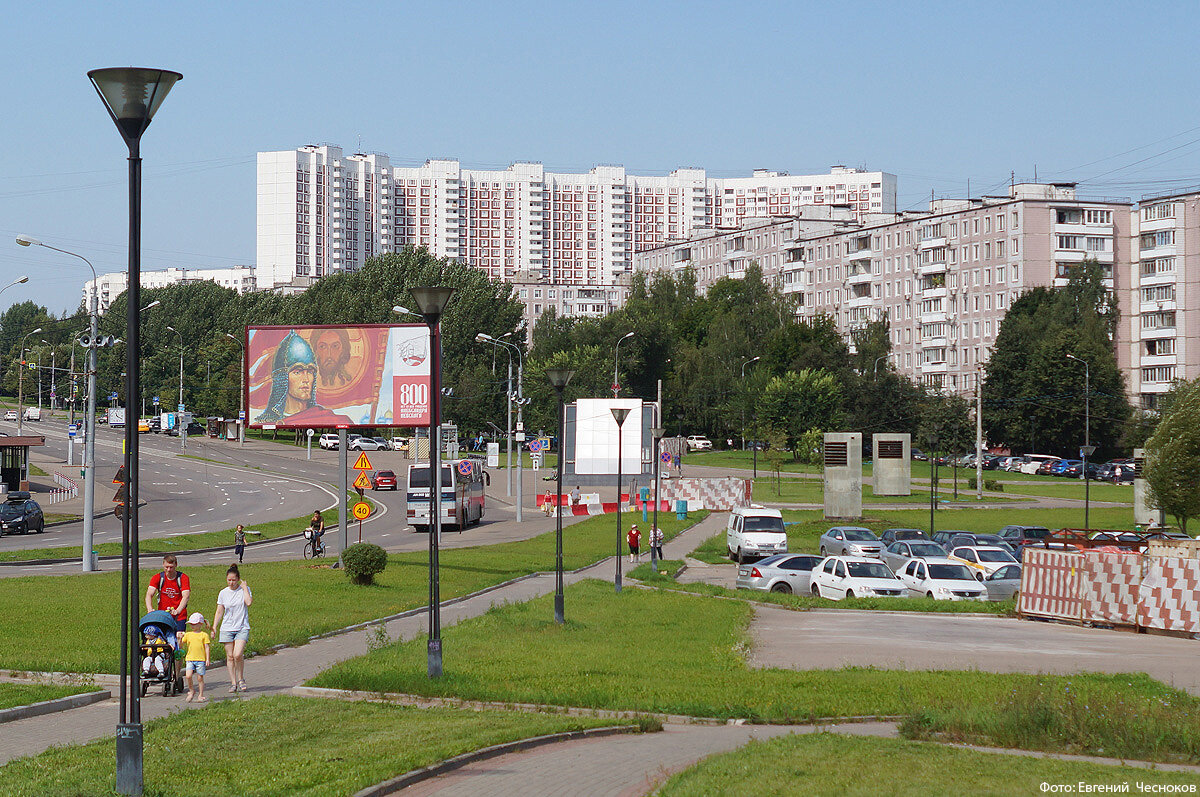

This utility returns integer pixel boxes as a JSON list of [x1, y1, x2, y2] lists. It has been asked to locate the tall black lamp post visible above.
[[928, 433, 938, 537], [546, 368, 575, 623], [650, 425, 665, 572], [411, 286, 455, 679], [89, 66, 181, 797], [611, 407, 630, 593], [1066, 353, 1093, 529]]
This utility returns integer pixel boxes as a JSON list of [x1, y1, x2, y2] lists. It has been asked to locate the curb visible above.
[[350, 725, 643, 797], [0, 689, 111, 724]]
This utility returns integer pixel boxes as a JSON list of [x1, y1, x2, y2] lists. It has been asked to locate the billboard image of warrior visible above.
[[256, 331, 353, 425]]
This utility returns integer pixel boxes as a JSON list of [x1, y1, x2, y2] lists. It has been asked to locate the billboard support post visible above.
[[338, 429, 348, 565]]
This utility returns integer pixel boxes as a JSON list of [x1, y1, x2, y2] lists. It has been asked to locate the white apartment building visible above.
[[636, 184, 1132, 395], [1127, 190, 1200, 408], [257, 145, 896, 325], [84, 266, 257, 315]]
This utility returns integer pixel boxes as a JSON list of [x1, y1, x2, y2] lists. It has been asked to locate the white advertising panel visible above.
[[574, 398, 642, 475]]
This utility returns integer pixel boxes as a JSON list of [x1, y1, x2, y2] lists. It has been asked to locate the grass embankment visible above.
[[0, 696, 629, 796], [629, 560, 1012, 615], [0, 683, 95, 712], [0, 511, 706, 673], [310, 579, 1199, 765], [1000, 481, 1133, 502], [655, 734, 1200, 796], [751, 479, 1016, 505]]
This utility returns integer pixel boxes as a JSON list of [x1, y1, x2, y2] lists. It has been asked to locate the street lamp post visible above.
[[16, 328, 43, 435], [650, 425, 665, 572], [611, 406, 631, 593], [476, 332, 525, 520], [741, 356, 761, 477], [411, 286, 455, 679], [165, 326, 185, 450], [613, 331, 635, 397], [928, 433, 938, 537], [89, 64, 181, 797], [224, 333, 245, 446], [546, 368, 575, 623], [1066, 354, 1093, 529]]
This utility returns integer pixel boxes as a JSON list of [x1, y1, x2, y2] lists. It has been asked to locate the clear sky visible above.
[[3, 0, 1198, 315]]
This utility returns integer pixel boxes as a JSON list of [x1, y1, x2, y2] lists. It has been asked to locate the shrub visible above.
[[966, 477, 1004, 492], [342, 543, 387, 585]]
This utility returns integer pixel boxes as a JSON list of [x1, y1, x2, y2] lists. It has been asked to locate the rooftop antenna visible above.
[[1034, 164, 1038, 182]]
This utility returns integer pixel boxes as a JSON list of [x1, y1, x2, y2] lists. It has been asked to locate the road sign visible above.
[[239, 411, 246, 421], [537, 437, 550, 452], [153, 397, 159, 405], [352, 452, 373, 471], [112, 466, 127, 484], [68, 425, 77, 438], [305, 428, 313, 437], [515, 432, 526, 442], [352, 502, 371, 520], [527, 439, 542, 453], [457, 460, 473, 476], [1081, 445, 1097, 458], [113, 483, 129, 504], [353, 471, 373, 490], [660, 451, 672, 464], [177, 403, 185, 413], [109, 392, 118, 400], [611, 383, 620, 393], [114, 504, 126, 520]]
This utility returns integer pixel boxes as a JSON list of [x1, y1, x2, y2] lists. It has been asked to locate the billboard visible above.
[[246, 324, 431, 429], [574, 398, 643, 475]]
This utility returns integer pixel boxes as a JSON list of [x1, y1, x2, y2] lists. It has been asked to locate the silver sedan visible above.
[[818, 527, 883, 558], [735, 554, 823, 595], [880, 540, 948, 573], [983, 564, 1022, 601]]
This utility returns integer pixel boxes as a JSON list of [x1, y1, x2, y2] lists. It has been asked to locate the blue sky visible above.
[[3, 1, 1197, 314]]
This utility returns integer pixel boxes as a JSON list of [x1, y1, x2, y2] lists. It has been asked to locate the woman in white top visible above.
[[212, 564, 253, 693]]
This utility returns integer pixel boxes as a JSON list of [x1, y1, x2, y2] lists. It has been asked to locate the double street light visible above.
[[1066, 354, 1094, 529], [476, 332, 526, 520], [89, 64, 181, 797]]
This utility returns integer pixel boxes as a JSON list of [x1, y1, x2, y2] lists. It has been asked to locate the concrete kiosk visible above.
[[871, 433, 911, 496], [1133, 448, 1164, 527], [823, 432, 862, 519]]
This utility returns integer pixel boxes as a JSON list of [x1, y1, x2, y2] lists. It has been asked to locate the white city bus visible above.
[[406, 459, 487, 532]]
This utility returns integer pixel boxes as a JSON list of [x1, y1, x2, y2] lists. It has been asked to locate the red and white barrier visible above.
[[47, 472, 79, 505], [1080, 551, 1141, 626], [655, 478, 751, 511], [1019, 548, 1082, 622], [1138, 557, 1200, 633]]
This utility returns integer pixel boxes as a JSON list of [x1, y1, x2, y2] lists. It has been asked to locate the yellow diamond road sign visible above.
[[352, 501, 371, 520]]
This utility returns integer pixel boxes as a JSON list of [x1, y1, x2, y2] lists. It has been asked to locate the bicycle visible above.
[[302, 529, 326, 559]]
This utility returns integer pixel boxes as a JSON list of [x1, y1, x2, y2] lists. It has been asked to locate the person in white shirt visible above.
[[211, 564, 253, 693]]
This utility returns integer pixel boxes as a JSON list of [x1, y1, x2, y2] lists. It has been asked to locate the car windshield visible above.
[[928, 564, 976, 581], [1021, 527, 1051, 539], [744, 517, 785, 533], [376, 471, 394, 478], [978, 550, 1016, 563], [891, 530, 925, 540], [0, 504, 23, 518], [843, 529, 878, 541], [408, 467, 453, 488], [909, 543, 945, 556], [846, 562, 893, 579]]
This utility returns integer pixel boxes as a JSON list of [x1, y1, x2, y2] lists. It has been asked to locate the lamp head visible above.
[[475, 332, 493, 342], [166, 326, 176, 332], [546, 368, 575, 391], [611, 407, 631, 426], [409, 286, 455, 320], [142, 300, 160, 311], [88, 67, 182, 145], [651, 426, 665, 439], [15, 235, 40, 248], [621, 331, 635, 341]]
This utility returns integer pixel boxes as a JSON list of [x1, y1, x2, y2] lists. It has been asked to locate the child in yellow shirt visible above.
[[180, 612, 211, 702]]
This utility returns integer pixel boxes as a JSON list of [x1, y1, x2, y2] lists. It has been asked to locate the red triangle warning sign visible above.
[[352, 452, 373, 471], [353, 471, 373, 490]]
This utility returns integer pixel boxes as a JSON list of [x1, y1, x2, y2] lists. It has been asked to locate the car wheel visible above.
[[811, 584, 821, 597], [819, 546, 827, 556], [926, 591, 935, 599], [845, 589, 855, 599], [1012, 591, 1020, 603], [770, 582, 791, 594]]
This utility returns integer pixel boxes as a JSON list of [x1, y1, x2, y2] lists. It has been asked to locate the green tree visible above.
[[757, 369, 843, 459], [1144, 380, 1200, 534]]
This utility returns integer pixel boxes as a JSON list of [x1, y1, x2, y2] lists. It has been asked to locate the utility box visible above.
[[1133, 448, 1162, 526], [823, 432, 862, 519], [872, 434, 911, 496]]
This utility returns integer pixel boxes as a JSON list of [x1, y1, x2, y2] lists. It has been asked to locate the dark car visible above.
[[880, 528, 930, 545], [0, 492, 44, 535], [932, 530, 972, 551], [165, 421, 205, 437], [998, 525, 1053, 550], [911, 449, 928, 461], [372, 470, 398, 490], [1061, 461, 1101, 479]]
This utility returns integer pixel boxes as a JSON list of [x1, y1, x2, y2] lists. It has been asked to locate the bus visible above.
[[406, 458, 487, 532]]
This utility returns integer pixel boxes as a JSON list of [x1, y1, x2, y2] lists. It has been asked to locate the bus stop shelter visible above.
[[0, 435, 46, 494]]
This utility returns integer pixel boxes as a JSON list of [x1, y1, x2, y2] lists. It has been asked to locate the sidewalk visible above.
[[0, 511, 726, 766]]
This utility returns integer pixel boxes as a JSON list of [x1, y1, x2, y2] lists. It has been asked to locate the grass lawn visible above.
[[751, 478, 1016, 505], [1000, 480, 1133, 503], [655, 733, 1200, 796], [310, 579, 1200, 762], [0, 683, 95, 712], [0, 511, 706, 673], [0, 695, 626, 797]]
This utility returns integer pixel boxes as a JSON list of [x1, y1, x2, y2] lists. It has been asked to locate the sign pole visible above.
[[338, 429, 348, 566]]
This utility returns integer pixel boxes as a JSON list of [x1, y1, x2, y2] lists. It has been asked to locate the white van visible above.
[[726, 506, 788, 561], [406, 459, 487, 532], [1019, 454, 1061, 475], [22, 407, 41, 422]]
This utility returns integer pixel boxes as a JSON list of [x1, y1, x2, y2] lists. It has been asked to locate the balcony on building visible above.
[[846, 261, 873, 286], [673, 247, 692, 264]]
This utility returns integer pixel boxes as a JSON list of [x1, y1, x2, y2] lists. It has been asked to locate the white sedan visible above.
[[895, 557, 986, 600], [3, 410, 16, 422], [810, 556, 906, 600], [948, 545, 1019, 577]]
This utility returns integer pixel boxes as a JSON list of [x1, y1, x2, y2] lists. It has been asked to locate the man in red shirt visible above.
[[145, 554, 191, 633]]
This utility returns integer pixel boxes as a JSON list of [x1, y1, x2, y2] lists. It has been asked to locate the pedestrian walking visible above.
[[672, 453, 682, 476], [212, 564, 253, 693], [569, 485, 581, 513], [627, 523, 641, 563], [180, 612, 211, 703], [650, 524, 664, 560], [233, 524, 247, 563], [542, 490, 555, 517]]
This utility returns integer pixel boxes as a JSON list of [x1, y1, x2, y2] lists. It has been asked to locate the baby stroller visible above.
[[139, 610, 185, 697]]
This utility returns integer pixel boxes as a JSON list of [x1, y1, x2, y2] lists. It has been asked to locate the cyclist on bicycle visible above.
[[307, 510, 326, 555]]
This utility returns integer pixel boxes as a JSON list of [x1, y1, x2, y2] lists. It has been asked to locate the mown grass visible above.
[[654, 733, 1200, 796], [0, 511, 706, 673], [0, 683, 95, 712], [902, 676, 1200, 764], [0, 695, 626, 797], [751, 478, 1016, 505], [1000, 480, 1134, 503], [310, 580, 1187, 745]]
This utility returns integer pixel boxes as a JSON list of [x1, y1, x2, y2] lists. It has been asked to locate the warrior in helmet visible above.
[[258, 331, 351, 424]]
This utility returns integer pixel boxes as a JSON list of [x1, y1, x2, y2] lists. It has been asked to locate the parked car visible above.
[[1020, 454, 1062, 475], [372, 470, 398, 490], [997, 525, 1053, 550], [984, 564, 1022, 601], [931, 530, 972, 551], [880, 540, 950, 573], [948, 546, 1020, 577], [0, 492, 44, 535], [165, 422, 205, 437], [818, 526, 883, 558], [1089, 531, 1145, 549], [879, 528, 929, 545], [811, 556, 907, 599], [319, 433, 340, 450], [686, 435, 712, 451], [894, 558, 986, 600], [3, 410, 17, 421], [391, 437, 410, 453], [726, 506, 788, 561], [349, 436, 386, 451], [1001, 456, 1029, 472], [1049, 459, 1081, 476], [1061, 461, 1101, 479], [911, 448, 928, 461], [371, 437, 392, 451], [946, 533, 1017, 555], [735, 554, 822, 594]]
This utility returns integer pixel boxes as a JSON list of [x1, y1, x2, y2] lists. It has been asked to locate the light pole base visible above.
[[116, 722, 143, 796], [427, 639, 442, 679], [554, 594, 564, 625], [614, 574, 622, 594]]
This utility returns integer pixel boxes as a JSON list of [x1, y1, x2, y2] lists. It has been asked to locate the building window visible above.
[[1142, 365, 1176, 383], [1141, 284, 1176, 303], [1146, 338, 1176, 356], [1142, 311, 1177, 329], [1141, 204, 1175, 221]]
